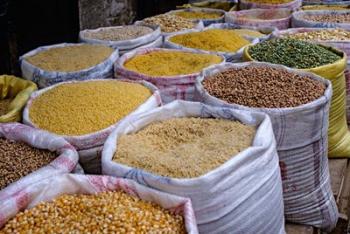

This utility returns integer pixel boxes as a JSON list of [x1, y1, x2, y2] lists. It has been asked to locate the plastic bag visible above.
[[225, 8, 292, 30], [0, 75, 37, 123], [0, 123, 79, 199], [164, 28, 259, 62], [195, 62, 338, 231], [22, 79, 161, 151], [0, 174, 198, 233], [239, 0, 301, 11], [102, 101, 285, 234], [167, 8, 225, 26], [20, 43, 119, 88], [244, 44, 350, 158], [79, 25, 161, 51], [114, 48, 225, 103], [292, 10, 350, 29]]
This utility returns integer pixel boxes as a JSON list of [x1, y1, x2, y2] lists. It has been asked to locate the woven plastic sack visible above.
[[272, 27, 350, 58], [0, 75, 37, 123], [79, 25, 161, 51], [244, 45, 350, 158], [292, 10, 350, 29], [135, 20, 204, 39], [0, 123, 79, 199], [167, 8, 225, 26], [240, 0, 301, 11], [20, 43, 119, 88], [177, 0, 237, 11], [23, 79, 160, 151], [225, 8, 292, 30], [102, 101, 285, 234], [0, 174, 198, 233], [164, 28, 259, 62], [207, 23, 277, 42], [195, 62, 338, 231], [114, 48, 225, 103]]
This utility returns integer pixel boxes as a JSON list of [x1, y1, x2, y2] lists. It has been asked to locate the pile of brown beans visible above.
[[203, 66, 326, 108], [0, 138, 57, 190]]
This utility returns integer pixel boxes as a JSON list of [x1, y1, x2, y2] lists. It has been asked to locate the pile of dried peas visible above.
[[29, 80, 152, 136], [302, 12, 350, 24], [0, 191, 186, 233], [286, 29, 350, 41], [114, 118, 255, 178], [0, 138, 57, 190], [124, 50, 223, 76]]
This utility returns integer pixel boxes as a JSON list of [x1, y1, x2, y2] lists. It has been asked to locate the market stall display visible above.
[[0, 75, 37, 123], [115, 48, 224, 102], [0, 174, 198, 233], [20, 43, 119, 88], [23, 79, 161, 173], [102, 101, 285, 234], [168, 8, 225, 26], [195, 62, 336, 231]]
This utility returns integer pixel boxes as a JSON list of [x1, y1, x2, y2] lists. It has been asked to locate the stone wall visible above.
[[79, 0, 137, 30]]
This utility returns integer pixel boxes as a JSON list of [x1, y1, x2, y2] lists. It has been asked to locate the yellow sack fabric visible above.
[[0, 75, 37, 123], [177, 1, 236, 11], [243, 46, 350, 158]]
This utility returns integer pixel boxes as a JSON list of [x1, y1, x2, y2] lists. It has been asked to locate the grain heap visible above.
[[0, 138, 57, 190], [245, 0, 293, 3], [302, 5, 350, 11], [29, 80, 152, 136], [287, 29, 350, 41], [202, 66, 326, 108], [25, 44, 114, 72], [113, 118, 255, 178], [124, 51, 223, 76], [302, 12, 350, 24], [0, 191, 186, 233], [174, 11, 223, 20], [233, 29, 265, 38], [142, 14, 195, 33], [0, 99, 11, 116], [169, 29, 250, 53], [248, 38, 341, 69], [81, 26, 154, 41]]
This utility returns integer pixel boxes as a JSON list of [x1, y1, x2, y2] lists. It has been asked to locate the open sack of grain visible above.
[[136, 14, 204, 38], [195, 62, 337, 231], [114, 48, 225, 103], [0, 75, 37, 123], [0, 123, 79, 199], [79, 24, 162, 55], [272, 28, 350, 125], [20, 43, 119, 88], [244, 38, 350, 158], [225, 8, 292, 30], [167, 8, 225, 26], [178, 0, 237, 11], [239, 0, 301, 11], [22, 79, 161, 174], [164, 27, 258, 62], [0, 174, 198, 233], [292, 10, 350, 29], [102, 101, 285, 234]]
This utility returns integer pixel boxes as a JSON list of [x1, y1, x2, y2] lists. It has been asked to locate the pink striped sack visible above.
[[239, 0, 302, 11], [0, 174, 198, 233], [225, 8, 292, 30], [195, 62, 338, 231], [114, 48, 225, 103], [0, 123, 79, 199]]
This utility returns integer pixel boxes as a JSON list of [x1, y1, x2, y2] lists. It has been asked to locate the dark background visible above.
[[0, 0, 187, 75]]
